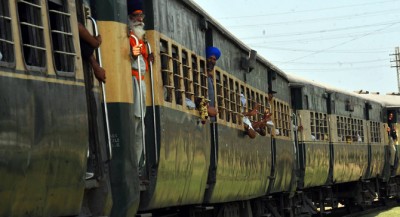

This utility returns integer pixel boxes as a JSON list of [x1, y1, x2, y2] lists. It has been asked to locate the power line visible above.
[[273, 58, 390, 65], [252, 45, 392, 54], [247, 29, 399, 45], [282, 64, 390, 71], [227, 8, 400, 29], [241, 20, 400, 40], [215, 0, 399, 20], [282, 22, 399, 63]]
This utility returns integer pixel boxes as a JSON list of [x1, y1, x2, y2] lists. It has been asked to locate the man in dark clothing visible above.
[[78, 22, 106, 83], [388, 112, 398, 141], [388, 112, 397, 167], [206, 46, 220, 121]]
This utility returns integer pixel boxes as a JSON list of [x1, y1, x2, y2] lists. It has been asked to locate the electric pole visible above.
[[390, 47, 400, 93]]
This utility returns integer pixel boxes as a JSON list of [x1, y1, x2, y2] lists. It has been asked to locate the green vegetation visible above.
[[363, 207, 400, 217]]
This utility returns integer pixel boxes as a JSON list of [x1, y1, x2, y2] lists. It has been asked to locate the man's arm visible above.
[[78, 23, 101, 48], [207, 105, 218, 117]]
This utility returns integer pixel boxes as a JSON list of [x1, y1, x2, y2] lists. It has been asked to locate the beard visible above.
[[207, 61, 215, 71], [129, 21, 145, 40]]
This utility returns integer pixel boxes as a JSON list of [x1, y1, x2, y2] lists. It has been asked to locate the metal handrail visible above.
[[87, 16, 112, 160], [130, 34, 146, 167], [146, 42, 158, 164]]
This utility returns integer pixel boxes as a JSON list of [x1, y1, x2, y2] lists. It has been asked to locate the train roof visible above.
[[355, 93, 400, 108], [184, 0, 288, 80], [286, 73, 364, 96], [286, 73, 400, 107]]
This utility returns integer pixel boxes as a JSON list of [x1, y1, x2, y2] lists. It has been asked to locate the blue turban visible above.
[[206, 46, 221, 60], [128, 0, 143, 14]]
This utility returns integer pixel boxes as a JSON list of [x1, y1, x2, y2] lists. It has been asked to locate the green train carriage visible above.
[[2, 0, 400, 216], [287, 74, 399, 212], [0, 0, 112, 216], [94, 0, 297, 215]]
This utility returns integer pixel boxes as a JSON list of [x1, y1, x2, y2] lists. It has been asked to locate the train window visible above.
[[310, 112, 329, 141], [239, 85, 245, 125], [284, 105, 290, 136], [370, 121, 381, 143], [172, 45, 183, 105], [0, 0, 15, 66], [182, 50, 194, 102], [259, 93, 265, 120], [351, 119, 364, 142], [48, 0, 76, 75], [160, 39, 173, 102], [199, 59, 207, 99], [233, 82, 241, 124], [17, 0, 46, 70], [359, 120, 365, 141], [245, 88, 252, 120], [216, 70, 224, 120], [223, 74, 230, 122], [273, 100, 291, 137], [229, 78, 237, 124], [273, 100, 277, 126], [265, 95, 271, 134], [337, 116, 345, 142], [191, 54, 199, 98], [337, 116, 364, 143], [255, 92, 261, 120], [250, 90, 256, 121]]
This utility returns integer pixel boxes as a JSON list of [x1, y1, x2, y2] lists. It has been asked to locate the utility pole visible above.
[[390, 47, 400, 92]]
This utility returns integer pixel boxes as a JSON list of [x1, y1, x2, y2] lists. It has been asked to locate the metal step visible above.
[[85, 179, 99, 189]]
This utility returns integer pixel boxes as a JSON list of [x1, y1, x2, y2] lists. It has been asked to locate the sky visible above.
[[194, 0, 400, 94]]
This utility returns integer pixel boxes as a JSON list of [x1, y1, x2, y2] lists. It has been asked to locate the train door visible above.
[[75, 1, 112, 216], [387, 109, 398, 171], [290, 86, 306, 188], [204, 27, 219, 197]]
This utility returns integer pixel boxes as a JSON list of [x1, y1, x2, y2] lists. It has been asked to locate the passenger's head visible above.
[[267, 91, 275, 102], [247, 129, 257, 139], [389, 112, 394, 120], [206, 46, 221, 72], [257, 128, 267, 136], [128, 0, 145, 39]]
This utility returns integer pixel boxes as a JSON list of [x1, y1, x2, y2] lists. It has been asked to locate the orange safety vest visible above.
[[129, 33, 148, 80]]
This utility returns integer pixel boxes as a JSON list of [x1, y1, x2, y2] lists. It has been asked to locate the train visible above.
[[1, 0, 400, 216]]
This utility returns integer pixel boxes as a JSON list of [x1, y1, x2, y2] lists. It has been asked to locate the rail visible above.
[[87, 16, 112, 160]]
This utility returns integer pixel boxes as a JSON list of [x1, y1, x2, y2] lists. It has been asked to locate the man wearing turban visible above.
[[128, 0, 153, 167], [206, 46, 221, 120]]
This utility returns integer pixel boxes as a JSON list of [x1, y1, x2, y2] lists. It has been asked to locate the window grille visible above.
[[223, 74, 230, 122], [18, 0, 46, 69], [229, 78, 237, 124], [216, 71, 224, 120], [273, 100, 291, 137], [310, 112, 329, 141], [182, 50, 193, 101], [199, 59, 207, 99], [48, 0, 75, 75], [370, 121, 381, 143], [0, 0, 14, 65], [337, 116, 364, 143], [172, 45, 183, 105], [160, 39, 173, 102], [233, 82, 241, 124], [191, 54, 199, 98]]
